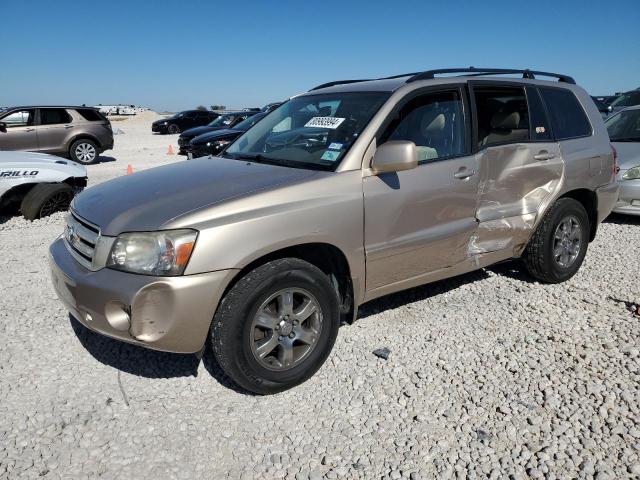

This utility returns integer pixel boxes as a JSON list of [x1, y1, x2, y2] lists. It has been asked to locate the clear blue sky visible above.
[[1, 0, 638, 112]]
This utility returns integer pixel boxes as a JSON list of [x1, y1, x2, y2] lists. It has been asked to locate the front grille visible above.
[[64, 211, 101, 270]]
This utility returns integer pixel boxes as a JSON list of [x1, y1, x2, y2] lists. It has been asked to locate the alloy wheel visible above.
[[75, 143, 96, 163], [250, 288, 323, 371], [553, 215, 582, 268]]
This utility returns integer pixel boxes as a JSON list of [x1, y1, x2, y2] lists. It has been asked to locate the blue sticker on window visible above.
[[328, 142, 343, 150], [321, 150, 340, 162]]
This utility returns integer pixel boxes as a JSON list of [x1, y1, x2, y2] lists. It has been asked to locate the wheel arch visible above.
[[67, 133, 102, 154], [558, 188, 598, 241], [222, 242, 355, 324]]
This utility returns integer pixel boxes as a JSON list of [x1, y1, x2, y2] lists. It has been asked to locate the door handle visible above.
[[64, 124, 73, 129], [534, 151, 555, 161], [453, 168, 476, 179], [25, 128, 35, 132]]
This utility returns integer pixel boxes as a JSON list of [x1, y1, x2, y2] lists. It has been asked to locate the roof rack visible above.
[[406, 67, 576, 84], [309, 67, 575, 91], [309, 79, 372, 91]]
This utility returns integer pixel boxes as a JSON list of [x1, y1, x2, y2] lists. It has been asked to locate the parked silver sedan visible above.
[[606, 105, 640, 215]]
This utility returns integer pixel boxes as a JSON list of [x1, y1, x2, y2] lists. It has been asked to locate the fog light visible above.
[[85, 313, 93, 322]]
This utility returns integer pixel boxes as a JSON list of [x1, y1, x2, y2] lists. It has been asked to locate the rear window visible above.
[[40, 108, 72, 125], [539, 88, 592, 140], [76, 108, 104, 121]]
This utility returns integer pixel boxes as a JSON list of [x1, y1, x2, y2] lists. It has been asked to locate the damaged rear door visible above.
[[469, 82, 563, 255]]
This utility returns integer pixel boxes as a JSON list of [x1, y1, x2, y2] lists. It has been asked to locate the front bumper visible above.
[[151, 124, 167, 133], [613, 178, 640, 216], [49, 237, 236, 353], [596, 182, 620, 223]]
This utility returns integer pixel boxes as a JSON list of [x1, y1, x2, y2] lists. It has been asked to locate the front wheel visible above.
[[211, 258, 340, 394], [167, 124, 180, 134], [523, 198, 590, 283], [20, 183, 73, 220]]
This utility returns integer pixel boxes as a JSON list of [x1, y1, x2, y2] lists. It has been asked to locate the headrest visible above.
[[491, 111, 520, 130], [422, 113, 445, 134]]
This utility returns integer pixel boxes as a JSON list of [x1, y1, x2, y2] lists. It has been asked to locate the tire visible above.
[[523, 198, 590, 283], [69, 139, 99, 164], [20, 183, 74, 220], [168, 124, 180, 134], [211, 258, 340, 394]]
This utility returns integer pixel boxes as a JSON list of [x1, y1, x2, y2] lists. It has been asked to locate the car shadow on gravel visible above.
[[94, 155, 117, 164], [357, 268, 492, 319], [604, 213, 640, 225], [69, 315, 254, 393], [69, 315, 199, 379]]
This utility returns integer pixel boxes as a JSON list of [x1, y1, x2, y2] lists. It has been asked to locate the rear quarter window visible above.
[[539, 87, 592, 140], [76, 108, 105, 121]]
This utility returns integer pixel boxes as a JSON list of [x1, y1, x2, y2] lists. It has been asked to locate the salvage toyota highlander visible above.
[[50, 68, 619, 394]]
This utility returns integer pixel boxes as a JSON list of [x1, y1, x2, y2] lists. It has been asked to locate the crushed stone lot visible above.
[[1, 114, 639, 479]]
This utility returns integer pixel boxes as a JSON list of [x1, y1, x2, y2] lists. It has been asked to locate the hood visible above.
[[0, 150, 86, 178], [153, 118, 174, 125], [613, 141, 640, 170], [191, 128, 241, 145], [72, 157, 319, 235], [180, 125, 221, 139]]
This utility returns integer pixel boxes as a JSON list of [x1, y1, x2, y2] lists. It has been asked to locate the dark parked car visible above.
[[591, 96, 610, 118], [151, 110, 218, 134], [0, 106, 113, 164], [261, 102, 284, 113], [186, 112, 268, 158], [607, 89, 640, 116], [177, 111, 256, 154]]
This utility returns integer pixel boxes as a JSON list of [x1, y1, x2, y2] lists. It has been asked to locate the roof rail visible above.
[[309, 79, 372, 91], [309, 67, 576, 92], [406, 67, 576, 84]]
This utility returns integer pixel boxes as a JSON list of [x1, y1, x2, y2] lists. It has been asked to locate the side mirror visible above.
[[0, 122, 6, 133], [370, 140, 418, 174]]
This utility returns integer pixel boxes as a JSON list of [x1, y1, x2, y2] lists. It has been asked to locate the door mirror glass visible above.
[[0, 122, 6, 133], [371, 140, 418, 174]]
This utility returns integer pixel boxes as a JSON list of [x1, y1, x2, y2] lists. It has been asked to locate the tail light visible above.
[[611, 144, 619, 179]]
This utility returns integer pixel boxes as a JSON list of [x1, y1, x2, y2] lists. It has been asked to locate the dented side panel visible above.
[[471, 142, 564, 255]]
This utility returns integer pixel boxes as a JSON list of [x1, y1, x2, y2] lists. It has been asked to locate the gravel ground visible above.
[[1, 115, 639, 479]]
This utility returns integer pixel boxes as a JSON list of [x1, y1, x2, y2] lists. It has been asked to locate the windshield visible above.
[[223, 91, 390, 170], [235, 113, 266, 131], [610, 92, 640, 108], [208, 115, 236, 127], [606, 109, 640, 141]]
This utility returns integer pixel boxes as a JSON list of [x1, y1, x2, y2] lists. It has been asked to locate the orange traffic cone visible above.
[[167, 144, 174, 155], [127, 165, 133, 175]]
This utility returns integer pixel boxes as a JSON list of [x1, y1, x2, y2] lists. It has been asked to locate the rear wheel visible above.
[[211, 258, 340, 394], [523, 198, 589, 283], [69, 139, 98, 164], [20, 183, 73, 220], [168, 124, 180, 134]]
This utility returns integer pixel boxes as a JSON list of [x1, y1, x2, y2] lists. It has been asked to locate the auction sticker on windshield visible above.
[[320, 150, 341, 162], [305, 117, 345, 129]]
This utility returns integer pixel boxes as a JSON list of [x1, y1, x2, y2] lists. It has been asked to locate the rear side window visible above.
[[76, 108, 104, 121], [539, 88, 591, 140], [40, 108, 72, 125], [473, 86, 530, 149]]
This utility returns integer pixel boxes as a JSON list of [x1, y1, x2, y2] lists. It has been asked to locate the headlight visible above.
[[107, 229, 197, 276], [622, 166, 640, 180]]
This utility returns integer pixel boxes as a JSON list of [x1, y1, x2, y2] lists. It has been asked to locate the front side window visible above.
[[605, 109, 640, 142], [2, 109, 34, 127], [539, 87, 591, 140], [474, 86, 530, 149], [209, 115, 235, 127], [381, 90, 465, 163], [39, 108, 72, 125], [224, 92, 390, 170]]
